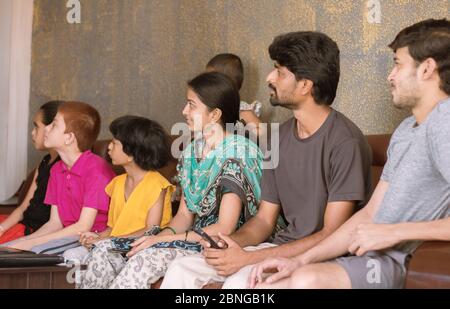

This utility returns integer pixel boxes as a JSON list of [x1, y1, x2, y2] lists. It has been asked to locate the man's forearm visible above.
[[298, 208, 372, 264], [396, 217, 450, 242], [242, 229, 333, 266], [230, 216, 274, 247]]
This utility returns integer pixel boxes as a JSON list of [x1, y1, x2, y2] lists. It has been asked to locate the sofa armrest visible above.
[[405, 241, 450, 288]]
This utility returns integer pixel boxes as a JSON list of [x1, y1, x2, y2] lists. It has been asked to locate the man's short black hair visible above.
[[109, 115, 171, 170], [269, 31, 340, 106]]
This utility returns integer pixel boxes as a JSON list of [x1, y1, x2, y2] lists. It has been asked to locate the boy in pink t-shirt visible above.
[[7, 101, 115, 254]]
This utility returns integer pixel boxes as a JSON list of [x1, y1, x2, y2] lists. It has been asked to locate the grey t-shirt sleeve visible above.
[[427, 104, 450, 183], [380, 139, 395, 183], [328, 138, 367, 202], [261, 167, 280, 204], [380, 117, 415, 183]]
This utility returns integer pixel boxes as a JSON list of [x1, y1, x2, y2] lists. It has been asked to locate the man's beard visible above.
[[269, 85, 297, 109], [269, 97, 297, 110], [391, 82, 419, 109], [392, 94, 419, 109], [391, 70, 420, 110]]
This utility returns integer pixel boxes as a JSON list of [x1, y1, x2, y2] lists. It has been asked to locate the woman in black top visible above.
[[0, 101, 62, 243]]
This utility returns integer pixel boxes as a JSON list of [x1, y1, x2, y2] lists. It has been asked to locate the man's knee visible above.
[[288, 263, 351, 289], [288, 268, 321, 289]]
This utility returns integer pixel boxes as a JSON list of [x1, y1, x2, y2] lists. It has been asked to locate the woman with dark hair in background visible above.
[[0, 101, 63, 244]]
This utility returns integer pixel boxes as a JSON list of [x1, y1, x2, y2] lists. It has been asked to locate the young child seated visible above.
[[0, 101, 62, 244], [1, 101, 115, 255], [64, 116, 174, 261], [206, 53, 262, 137]]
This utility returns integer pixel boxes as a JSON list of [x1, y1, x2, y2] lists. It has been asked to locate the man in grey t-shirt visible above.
[[249, 18, 450, 289], [161, 31, 371, 289]]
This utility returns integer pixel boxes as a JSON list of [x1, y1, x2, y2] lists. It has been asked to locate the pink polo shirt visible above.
[[44, 150, 116, 232]]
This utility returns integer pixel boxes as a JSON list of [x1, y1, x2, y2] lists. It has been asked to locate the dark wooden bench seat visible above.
[[0, 266, 74, 289]]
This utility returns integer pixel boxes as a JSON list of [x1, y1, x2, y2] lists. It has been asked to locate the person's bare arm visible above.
[[240, 111, 262, 136], [79, 227, 112, 247], [247, 181, 389, 286], [145, 189, 165, 227], [128, 192, 243, 255], [394, 217, 450, 241], [11, 206, 99, 250], [346, 214, 450, 256], [298, 181, 389, 265], [121, 189, 167, 237], [156, 192, 195, 237], [0, 170, 38, 232], [190, 192, 243, 241], [200, 200, 279, 276], [230, 200, 280, 247], [238, 200, 355, 266], [18, 205, 64, 241]]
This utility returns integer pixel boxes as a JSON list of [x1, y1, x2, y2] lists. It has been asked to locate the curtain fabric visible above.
[[0, 0, 33, 201]]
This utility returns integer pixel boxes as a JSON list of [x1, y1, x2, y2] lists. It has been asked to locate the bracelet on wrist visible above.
[[162, 226, 177, 235]]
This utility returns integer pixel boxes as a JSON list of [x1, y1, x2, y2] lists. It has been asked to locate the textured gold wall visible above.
[[29, 0, 449, 168]]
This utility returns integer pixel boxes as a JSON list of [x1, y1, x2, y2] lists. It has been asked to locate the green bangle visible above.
[[162, 226, 177, 235]]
